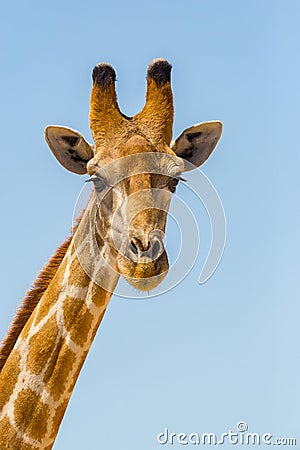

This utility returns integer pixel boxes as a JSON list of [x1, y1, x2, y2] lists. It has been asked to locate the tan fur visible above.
[[0, 349, 21, 410], [135, 78, 174, 145], [90, 83, 127, 147]]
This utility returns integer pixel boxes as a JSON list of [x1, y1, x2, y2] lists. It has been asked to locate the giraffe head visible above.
[[45, 59, 222, 291]]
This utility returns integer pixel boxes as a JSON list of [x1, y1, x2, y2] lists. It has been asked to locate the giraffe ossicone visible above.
[[0, 59, 222, 449]]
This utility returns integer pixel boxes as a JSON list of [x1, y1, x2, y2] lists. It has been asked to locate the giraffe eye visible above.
[[86, 175, 108, 192], [168, 178, 179, 193]]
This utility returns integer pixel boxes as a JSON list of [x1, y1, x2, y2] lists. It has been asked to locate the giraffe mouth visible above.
[[116, 251, 169, 291], [125, 270, 168, 291]]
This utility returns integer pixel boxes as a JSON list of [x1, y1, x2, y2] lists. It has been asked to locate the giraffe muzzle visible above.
[[128, 235, 164, 263]]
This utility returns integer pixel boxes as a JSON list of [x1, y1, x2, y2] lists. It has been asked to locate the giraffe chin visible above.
[[117, 252, 169, 292], [124, 270, 168, 292]]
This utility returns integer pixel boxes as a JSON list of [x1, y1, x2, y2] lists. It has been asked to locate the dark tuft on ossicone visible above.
[[92, 63, 116, 87], [147, 58, 172, 86]]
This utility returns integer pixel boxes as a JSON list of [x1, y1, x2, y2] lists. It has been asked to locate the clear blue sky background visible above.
[[0, 1, 299, 448]]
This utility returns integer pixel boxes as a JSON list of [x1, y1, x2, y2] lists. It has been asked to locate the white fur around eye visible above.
[[92, 176, 107, 192]]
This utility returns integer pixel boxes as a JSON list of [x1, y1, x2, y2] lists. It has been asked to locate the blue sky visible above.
[[0, 1, 299, 448]]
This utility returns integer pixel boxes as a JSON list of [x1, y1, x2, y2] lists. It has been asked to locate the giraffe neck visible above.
[[0, 195, 120, 449]]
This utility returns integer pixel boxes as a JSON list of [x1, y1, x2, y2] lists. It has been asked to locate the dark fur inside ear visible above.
[[186, 131, 202, 142], [61, 136, 80, 146], [178, 132, 205, 159], [68, 150, 90, 163], [177, 146, 193, 159]]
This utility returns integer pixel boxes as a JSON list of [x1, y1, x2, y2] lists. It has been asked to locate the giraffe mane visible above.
[[0, 217, 82, 373]]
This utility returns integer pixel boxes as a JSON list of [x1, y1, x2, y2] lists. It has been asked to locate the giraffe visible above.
[[0, 59, 222, 449]]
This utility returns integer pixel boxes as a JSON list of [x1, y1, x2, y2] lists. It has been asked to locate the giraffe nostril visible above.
[[130, 241, 139, 255], [151, 239, 161, 260], [129, 236, 163, 261], [130, 238, 150, 253]]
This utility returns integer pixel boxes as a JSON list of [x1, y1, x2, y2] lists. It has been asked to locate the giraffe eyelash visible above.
[[85, 176, 96, 183], [176, 175, 187, 182]]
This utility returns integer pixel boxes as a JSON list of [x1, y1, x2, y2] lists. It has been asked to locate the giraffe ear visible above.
[[45, 126, 94, 174], [171, 121, 222, 171]]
